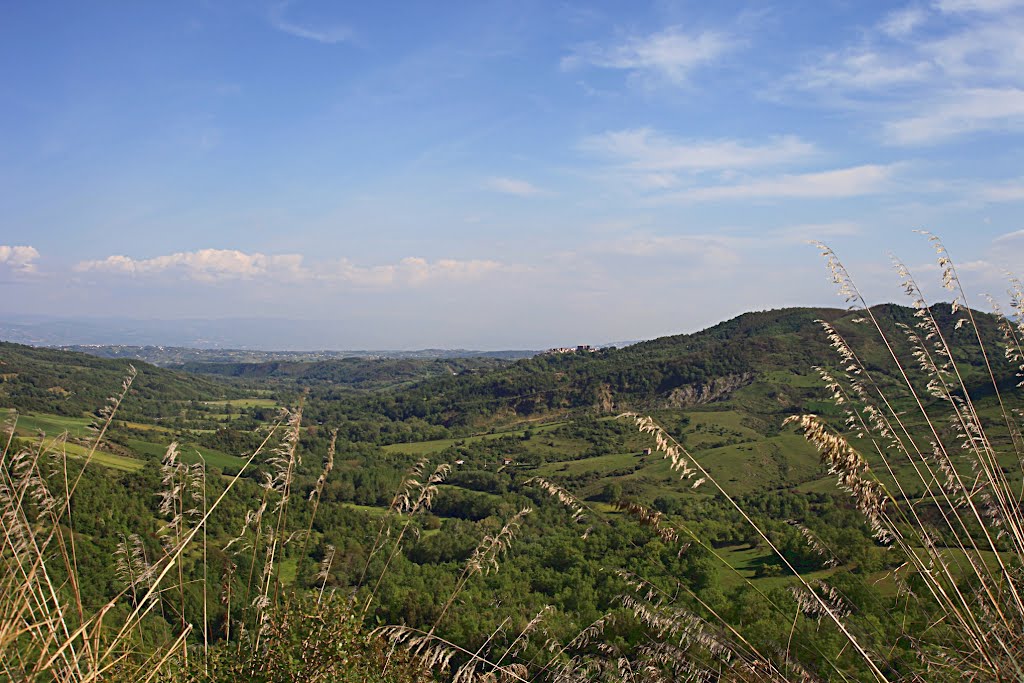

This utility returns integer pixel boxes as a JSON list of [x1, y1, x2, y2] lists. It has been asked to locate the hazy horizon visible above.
[[0, 298, 969, 352]]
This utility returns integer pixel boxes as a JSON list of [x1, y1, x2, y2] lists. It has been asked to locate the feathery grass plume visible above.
[[614, 500, 688, 555], [374, 624, 529, 681], [788, 581, 852, 624], [450, 615, 510, 683], [253, 404, 303, 636], [1, 376, 277, 681], [315, 544, 336, 603], [309, 429, 336, 504], [466, 506, 532, 577], [362, 461, 451, 617], [268, 406, 303, 512], [221, 556, 236, 643], [356, 457, 430, 588], [74, 364, 136, 494], [798, 238, 1024, 679], [785, 521, 839, 569], [615, 568, 818, 683], [156, 441, 205, 632], [1, 409, 16, 457], [784, 415, 891, 543], [494, 605, 552, 667], [526, 477, 587, 524], [429, 507, 532, 636], [114, 533, 155, 599], [620, 413, 698, 482]]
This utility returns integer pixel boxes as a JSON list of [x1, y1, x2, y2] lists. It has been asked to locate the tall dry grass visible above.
[[0, 367, 279, 681]]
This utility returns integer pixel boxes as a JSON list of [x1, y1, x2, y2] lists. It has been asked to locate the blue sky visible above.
[[3, 0, 1024, 348]]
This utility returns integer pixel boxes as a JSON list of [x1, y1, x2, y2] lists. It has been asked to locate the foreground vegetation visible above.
[[3, 235, 1024, 680]]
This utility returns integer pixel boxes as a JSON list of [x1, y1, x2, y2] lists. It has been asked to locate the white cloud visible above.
[[334, 256, 504, 288], [74, 248, 505, 288], [485, 177, 551, 197], [580, 128, 815, 173], [884, 88, 1024, 144], [659, 164, 897, 203], [0, 245, 41, 274], [562, 26, 733, 84], [268, 3, 353, 44], [75, 249, 309, 282], [0, 245, 40, 274]]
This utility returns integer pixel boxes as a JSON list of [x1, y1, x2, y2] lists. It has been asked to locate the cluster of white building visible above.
[[544, 344, 597, 355]]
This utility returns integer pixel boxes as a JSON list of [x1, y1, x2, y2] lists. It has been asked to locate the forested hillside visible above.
[[296, 304, 1011, 444], [178, 355, 510, 390], [0, 341, 243, 419]]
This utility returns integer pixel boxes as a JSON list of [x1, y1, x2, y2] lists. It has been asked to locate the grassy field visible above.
[[14, 413, 96, 439], [382, 421, 567, 455], [117, 420, 176, 433], [124, 436, 248, 469], [10, 410, 250, 473], [713, 543, 841, 590], [203, 398, 279, 409], [340, 502, 390, 517], [29, 435, 145, 472], [534, 451, 645, 478]]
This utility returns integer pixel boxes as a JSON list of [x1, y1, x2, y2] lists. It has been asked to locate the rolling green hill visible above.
[[0, 341, 244, 419], [296, 303, 1013, 445]]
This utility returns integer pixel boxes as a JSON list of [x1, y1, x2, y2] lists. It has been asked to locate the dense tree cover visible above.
[[177, 356, 509, 389]]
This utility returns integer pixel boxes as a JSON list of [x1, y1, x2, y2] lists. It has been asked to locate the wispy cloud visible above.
[[981, 180, 1024, 201], [781, 0, 1024, 149], [794, 48, 934, 91], [994, 228, 1024, 241], [580, 128, 815, 173], [936, 0, 1024, 13], [484, 176, 551, 197], [884, 87, 1024, 144], [772, 222, 862, 241], [923, 18, 1024, 81], [268, 3, 353, 44], [562, 26, 733, 84], [657, 164, 897, 203], [0, 245, 40, 274], [880, 7, 929, 36], [592, 233, 751, 272], [74, 249, 506, 288]]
